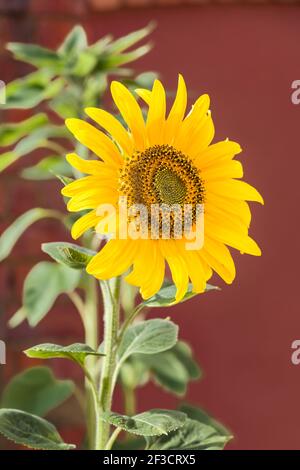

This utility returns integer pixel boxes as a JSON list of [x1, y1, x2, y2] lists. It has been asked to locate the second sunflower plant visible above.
[[0, 24, 262, 451]]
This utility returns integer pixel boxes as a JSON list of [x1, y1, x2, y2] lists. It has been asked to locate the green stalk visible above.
[[97, 278, 121, 450], [105, 427, 122, 451], [84, 276, 99, 450]]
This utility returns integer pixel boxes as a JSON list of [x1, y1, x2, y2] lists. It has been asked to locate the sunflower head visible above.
[[62, 75, 263, 302]]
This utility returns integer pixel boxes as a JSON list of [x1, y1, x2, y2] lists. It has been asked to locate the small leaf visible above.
[[24, 343, 104, 367], [82, 72, 108, 107], [55, 174, 74, 186], [21, 155, 73, 180], [143, 341, 202, 396], [4, 71, 64, 110], [4, 70, 50, 109], [0, 125, 68, 172], [102, 409, 186, 437], [7, 43, 64, 71], [0, 409, 75, 450], [1, 367, 74, 417], [49, 88, 80, 119], [118, 319, 178, 363], [58, 25, 88, 56], [179, 404, 231, 438], [67, 51, 97, 77], [143, 280, 220, 308], [146, 418, 231, 450], [107, 23, 155, 54], [42, 242, 96, 269], [101, 44, 152, 70], [0, 113, 48, 147], [23, 262, 81, 326], [134, 71, 158, 89], [89, 35, 112, 56], [0, 208, 62, 262], [120, 357, 149, 390]]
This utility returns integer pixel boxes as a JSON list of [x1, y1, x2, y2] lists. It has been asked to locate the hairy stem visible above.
[[83, 276, 99, 450], [105, 427, 122, 451], [97, 278, 121, 449]]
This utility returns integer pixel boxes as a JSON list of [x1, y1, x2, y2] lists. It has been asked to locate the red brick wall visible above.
[[1, 0, 300, 450]]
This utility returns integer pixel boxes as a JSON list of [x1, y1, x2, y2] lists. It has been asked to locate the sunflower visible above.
[[62, 75, 263, 301]]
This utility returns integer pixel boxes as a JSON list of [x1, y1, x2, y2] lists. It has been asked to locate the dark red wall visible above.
[[1, 3, 300, 450]]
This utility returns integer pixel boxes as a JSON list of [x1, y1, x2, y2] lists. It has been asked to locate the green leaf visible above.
[[55, 174, 74, 186], [23, 262, 81, 326], [0, 208, 61, 262], [67, 51, 97, 77], [179, 404, 231, 438], [1, 367, 74, 417], [118, 319, 178, 364], [146, 418, 231, 450], [49, 88, 80, 119], [143, 280, 220, 308], [143, 341, 202, 396], [4, 71, 64, 109], [107, 23, 155, 54], [21, 156, 72, 180], [134, 71, 158, 89], [101, 44, 152, 70], [88, 35, 112, 56], [24, 343, 104, 367], [0, 409, 75, 450], [82, 72, 108, 107], [102, 409, 186, 437], [7, 43, 64, 71], [58, 25, 88, 56], [42, 242, 95, 269], [120, 357, 149, 390], [0, 113, 48, 147], [0, 125, 68, 172]]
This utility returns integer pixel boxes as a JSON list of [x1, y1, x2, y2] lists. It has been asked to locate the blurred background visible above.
[[0, 0, 300, 450]]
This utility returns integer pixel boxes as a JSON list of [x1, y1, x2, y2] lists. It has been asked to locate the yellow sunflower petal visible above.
[[111, 81, 146, 150], [126, 239, 165, 299], [205, 193, 251, 227], [177, 240, 206, 293], [206, 179, 264, 204], [146, 79, 166, 145], [65, 119, 122, 167], [87, 239, 137, 279], [194, 140, 241, 168], [205, 204, 248, 235], [159, 240, 189, 302], [135, 88, 152, 105], [201, 159, 243, 180], [201, 237, 236, 284], [71, 210, 100, 239], [67, 188, 118, 212], [174, 94, 214, 156], [66, 153, 116, 176], [164, 74, 187, 143], [205, 218, 261, 256], [62, 176, 117, 197], [84, 107, 134, 156]]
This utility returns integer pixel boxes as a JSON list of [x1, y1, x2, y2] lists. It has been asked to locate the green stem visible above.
[[123, 385, 136, 417], [44, 140, 67, 155], [105, 427, 122, 451], [83, 276, 99, 450], [117, 303, 144, 346], [97, 278, 121, 450]]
